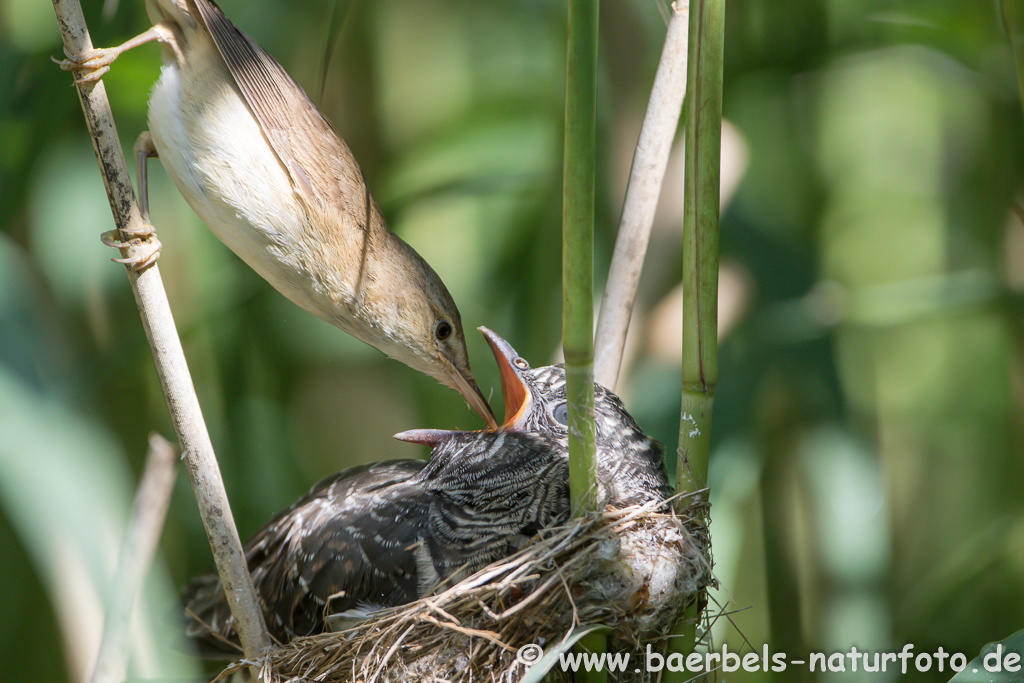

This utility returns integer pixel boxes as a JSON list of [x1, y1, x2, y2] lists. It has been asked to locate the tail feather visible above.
[[181, 572, 244, 657]]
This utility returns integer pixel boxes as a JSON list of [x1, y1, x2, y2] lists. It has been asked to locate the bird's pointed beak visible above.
[[478, 326, 532, 430], [442, 361, 497, 429], [393, 428, 462, 445]]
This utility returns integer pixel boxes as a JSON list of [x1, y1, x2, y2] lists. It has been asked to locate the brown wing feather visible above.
[[188, 0, 365, 214]]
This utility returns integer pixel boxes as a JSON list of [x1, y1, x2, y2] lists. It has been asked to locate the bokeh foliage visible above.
[[1, 0, 1022, 681]]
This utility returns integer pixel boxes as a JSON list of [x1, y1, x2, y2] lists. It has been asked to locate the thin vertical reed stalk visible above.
[[563, 0, 600, 518], [89, 435, 178, 683], [50, 0, 273, 669], [563, 0, 605, 678], [594, 3, 689, 391], [665, 0, 724, 676]]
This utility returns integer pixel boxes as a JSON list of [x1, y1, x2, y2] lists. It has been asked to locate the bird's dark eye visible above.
[[435, 320, 453, 341], [552, 402, 569, 425]]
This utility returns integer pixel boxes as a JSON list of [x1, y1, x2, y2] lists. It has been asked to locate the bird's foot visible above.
[[53, 46, 123, 83], [101, 225, 162, 271], [55, 25, 178, 84]]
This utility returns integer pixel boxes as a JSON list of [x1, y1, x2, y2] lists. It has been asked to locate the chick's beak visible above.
[[478, 327, 531, 429], [393, 428, 461, 445]]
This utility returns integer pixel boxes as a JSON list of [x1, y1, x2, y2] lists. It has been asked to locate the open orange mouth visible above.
[[479, 327, 531, 429], [394, 327, 533, 446]]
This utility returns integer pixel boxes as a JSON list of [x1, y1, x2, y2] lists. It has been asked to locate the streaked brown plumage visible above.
[[182, 328, 669, 653], [479, 326, 672, 507], [184, 431, 568, 651]]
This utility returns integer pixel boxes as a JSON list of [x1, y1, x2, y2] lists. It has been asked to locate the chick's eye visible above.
[[552, 402, 569, 426], [434, 320, 453, 341]]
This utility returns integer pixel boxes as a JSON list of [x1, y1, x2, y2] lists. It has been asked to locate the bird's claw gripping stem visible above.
[[53, 25, 176, 84], [101, 226, 163, 272], [54, 47, 122, 83]]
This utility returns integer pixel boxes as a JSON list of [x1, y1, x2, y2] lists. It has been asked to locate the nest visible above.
[[222, 496, 712, 683]]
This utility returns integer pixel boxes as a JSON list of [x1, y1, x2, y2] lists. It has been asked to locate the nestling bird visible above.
[[183, 430, 569, 651], [59, 0, 495, 427], [472, 326, 672, 507], [182, 327, 669, 652]]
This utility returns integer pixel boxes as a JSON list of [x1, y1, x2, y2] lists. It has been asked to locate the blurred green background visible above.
[[2, 0, 1023, 681]]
